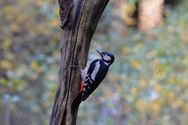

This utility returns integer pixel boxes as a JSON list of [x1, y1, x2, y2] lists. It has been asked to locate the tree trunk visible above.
[[5, 103, 11, 125], [138, 0, 164, 31], [49, 0, 109, 125]]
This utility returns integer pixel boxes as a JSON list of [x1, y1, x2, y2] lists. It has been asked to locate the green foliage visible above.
[[0, 0, 188, 125]]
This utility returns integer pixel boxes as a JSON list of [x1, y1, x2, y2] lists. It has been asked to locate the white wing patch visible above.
[[91, 61, 100, 80], [81, 62, 91, 80]]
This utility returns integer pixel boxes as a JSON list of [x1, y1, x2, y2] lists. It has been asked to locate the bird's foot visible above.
[[70, 65, 80, 69], [59, 25, 64, 29]]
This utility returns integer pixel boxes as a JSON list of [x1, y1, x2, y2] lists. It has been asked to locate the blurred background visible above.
[[0, 0, 188, 125]]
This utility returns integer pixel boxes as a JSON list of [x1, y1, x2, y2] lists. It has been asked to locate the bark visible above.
[[49, 0, 109, 125], [138, 0, 164, 31]]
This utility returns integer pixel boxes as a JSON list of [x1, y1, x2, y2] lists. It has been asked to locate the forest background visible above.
[[0, 0, 188, 125]]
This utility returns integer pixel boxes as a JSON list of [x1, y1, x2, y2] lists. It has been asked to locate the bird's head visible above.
[[96, 50, 115, 65]]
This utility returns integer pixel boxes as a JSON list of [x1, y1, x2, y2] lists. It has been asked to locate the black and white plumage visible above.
[[72, 50, 115, 113]]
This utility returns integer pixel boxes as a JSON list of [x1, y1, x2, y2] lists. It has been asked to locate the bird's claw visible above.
[[70, 65, 80, 69]]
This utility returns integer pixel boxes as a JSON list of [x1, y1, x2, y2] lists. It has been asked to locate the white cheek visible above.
[[81, 61, 91, 80], [103, 55, 111, 61]]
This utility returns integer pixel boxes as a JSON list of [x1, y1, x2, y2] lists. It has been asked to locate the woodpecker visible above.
[[72, 50, 115, 113]]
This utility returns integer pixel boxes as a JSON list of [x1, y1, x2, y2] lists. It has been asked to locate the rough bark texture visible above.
[[138, 0, 164, 31], [49, 0, 109, 125]]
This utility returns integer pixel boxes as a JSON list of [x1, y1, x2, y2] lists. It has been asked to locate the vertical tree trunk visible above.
[[5, 104, 11, 125], [49, 0, 109, 125], [138, 0, 164, 31]]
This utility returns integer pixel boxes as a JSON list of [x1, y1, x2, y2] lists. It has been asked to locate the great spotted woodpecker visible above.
[[72, 50, 115, 113]]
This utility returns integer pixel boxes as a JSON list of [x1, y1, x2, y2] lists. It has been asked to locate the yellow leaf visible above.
[[130, 87, 138, 96], [0, 78, 8, 85], [168, 92, 176, 101], [140, 79, 147, 87], [121, 47, 129, 55], [11, 24, 19, 33], [175, 99, 184, 108], [0, 60, 14, 70], [31, 61, 41, 72], [131, 60, 141, 69], [155, 84, 162, 93], [108, 74, 118, 82], [50, 20, 58, 27], [136, 99, 147, 112], [151, 100, 160, 114], [3, 39, 11, 49]]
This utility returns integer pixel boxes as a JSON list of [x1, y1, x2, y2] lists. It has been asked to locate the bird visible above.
[[71, 50, 115, 113]]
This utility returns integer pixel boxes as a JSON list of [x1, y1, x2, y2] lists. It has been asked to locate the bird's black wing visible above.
[[87, 59, 100, 76], [71, 59, 100, 114], [82, 59, 100, 101]]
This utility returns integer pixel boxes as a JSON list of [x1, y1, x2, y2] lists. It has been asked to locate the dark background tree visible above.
[[0, 0, 188, 125]]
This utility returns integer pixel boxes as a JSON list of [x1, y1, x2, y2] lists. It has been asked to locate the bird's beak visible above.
[[96, 49, 102, 56]]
